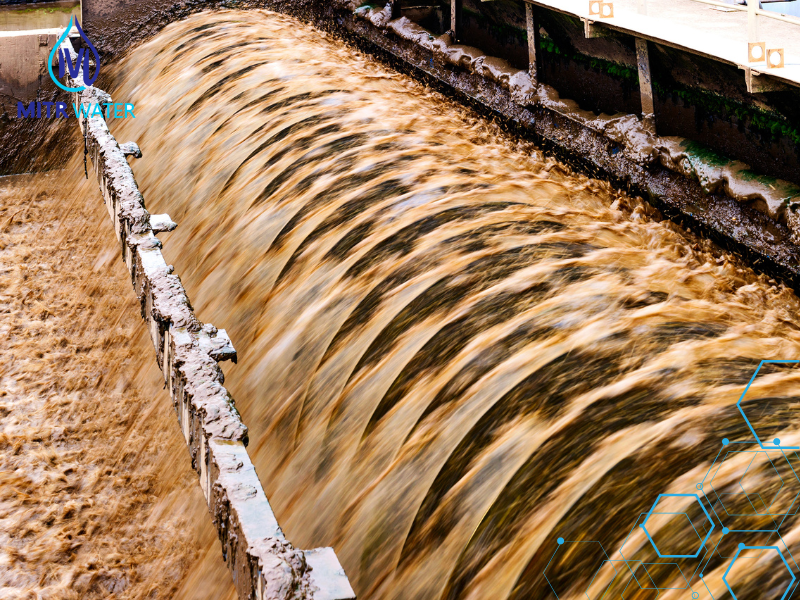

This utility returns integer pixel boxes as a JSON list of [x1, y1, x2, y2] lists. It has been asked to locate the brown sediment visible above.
[[0, 167, 229, 599]]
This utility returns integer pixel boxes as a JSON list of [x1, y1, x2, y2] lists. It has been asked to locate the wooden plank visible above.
[[747, 0, 760, 44], [521, 0, 800, 90]]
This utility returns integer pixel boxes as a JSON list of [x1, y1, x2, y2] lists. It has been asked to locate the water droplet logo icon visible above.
[[48, 16, 101, 93]]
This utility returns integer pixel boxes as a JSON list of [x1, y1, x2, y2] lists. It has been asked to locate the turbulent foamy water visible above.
[[15, 8, 800, 600], [0, 169, 227, 599]]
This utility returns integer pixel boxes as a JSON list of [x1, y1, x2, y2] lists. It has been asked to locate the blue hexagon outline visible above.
[[702, 442, 800, 527], [642, 493, 715, 558], [543, 540, 612, 599], [705, 449, 800, 526], [640, 562, 690, 590], [709, 526, 777, 561], [618, 511, 707, 585], [584, 559, 623, 600], [740, 450, 785, 516], [723, 545, 796, 600], [737, 360, 800, 451], [619, 561, 660, 600], [642, 512, 703, 556], [707, 450, 767, 520]]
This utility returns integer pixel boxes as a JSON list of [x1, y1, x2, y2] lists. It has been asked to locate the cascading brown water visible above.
[[104, 9, 800, 599]]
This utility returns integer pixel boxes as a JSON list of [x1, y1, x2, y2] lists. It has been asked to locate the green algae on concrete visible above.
[[681, 140, 732, 169], [0, 1, 79, 31], [538, 32, 639, 85], [536, 27, 800, 149], [660, 85, 800, 148]]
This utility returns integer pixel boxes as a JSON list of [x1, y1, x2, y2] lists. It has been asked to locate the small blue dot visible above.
[[722, 527, 729, 534], [739, 543, 746, 549], [557, 537, 564, 545], [696, 483, 704, 490], [775, 438, 781, 445], [722, 438, 730, 446], [699, 573, 704, 579]]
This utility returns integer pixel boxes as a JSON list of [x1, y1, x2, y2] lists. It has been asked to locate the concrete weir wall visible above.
[[60, 38, 356, 600]]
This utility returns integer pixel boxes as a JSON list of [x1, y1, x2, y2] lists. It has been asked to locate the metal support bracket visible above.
[[742, 66, 787, 93], [581, 18, 617, 39]]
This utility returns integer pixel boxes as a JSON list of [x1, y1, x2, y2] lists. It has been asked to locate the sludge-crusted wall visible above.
[[407, 0, 800, 187], [316, 0, 800, 295]]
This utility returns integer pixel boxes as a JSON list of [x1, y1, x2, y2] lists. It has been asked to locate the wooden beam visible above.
[[451, 0, 463, 42], [635, 37, 656, 133], [522, 0, 799, 92], [747, 0, 760, 44], [743, 67, 787, 93], [525, 3, 540, 83], [582, 18, 615, 39]]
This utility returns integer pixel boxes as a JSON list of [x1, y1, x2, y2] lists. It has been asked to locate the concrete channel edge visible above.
[[60, 37, 356, 600]]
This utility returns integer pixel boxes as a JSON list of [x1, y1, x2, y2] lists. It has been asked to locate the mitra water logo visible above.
[[17, 15, 135, 120], [49, 15, 100, 93]]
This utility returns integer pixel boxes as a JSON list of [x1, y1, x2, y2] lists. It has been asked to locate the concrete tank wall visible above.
[[0, 30, 57, 100], [0, 27, 73, 176], [0, 0, 238, 175], [0, 0, 78, 175], [425, 0, 800, 187], [0, 1, 79, 31]]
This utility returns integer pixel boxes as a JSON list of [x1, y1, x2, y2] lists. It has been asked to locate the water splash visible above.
[[107, 10, 800, 600], [0, 169, 211, 599]]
